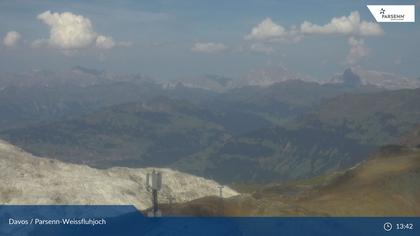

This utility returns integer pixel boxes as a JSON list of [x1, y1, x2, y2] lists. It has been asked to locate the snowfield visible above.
[[0, 139, 238, 210]]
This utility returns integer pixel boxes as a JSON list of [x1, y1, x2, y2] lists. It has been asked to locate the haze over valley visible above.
[[1, 1, 420, 216], [1, 67, 420, 186]]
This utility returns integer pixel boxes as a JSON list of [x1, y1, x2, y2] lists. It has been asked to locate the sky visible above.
[[0, 0, 419, 81]]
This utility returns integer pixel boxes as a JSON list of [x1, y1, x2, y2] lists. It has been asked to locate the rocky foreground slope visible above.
[[0, 139, 237, 210]]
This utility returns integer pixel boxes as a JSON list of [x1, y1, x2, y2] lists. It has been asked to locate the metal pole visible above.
[[217, 185, 224, 215], [217, 185, 224, 198], [152, 189, 158, 216]]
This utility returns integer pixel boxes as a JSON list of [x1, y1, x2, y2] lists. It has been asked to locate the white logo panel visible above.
[[367, 5, 415, 22]]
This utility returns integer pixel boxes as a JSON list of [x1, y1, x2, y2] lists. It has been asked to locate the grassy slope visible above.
[[161, 148, 420, 216], [297, 149, 420, 216]]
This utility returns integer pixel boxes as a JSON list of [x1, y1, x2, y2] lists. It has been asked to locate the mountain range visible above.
[[168, 67, 420, 92], [1, 67, 419, 185]]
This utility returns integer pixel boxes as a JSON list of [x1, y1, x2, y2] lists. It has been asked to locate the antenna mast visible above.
[[217, 185, 224, 198], [217, 185, 224, 215], [146, 169, 162, 217]]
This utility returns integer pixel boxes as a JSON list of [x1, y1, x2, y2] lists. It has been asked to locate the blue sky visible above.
[[0, 0, 419, 80]]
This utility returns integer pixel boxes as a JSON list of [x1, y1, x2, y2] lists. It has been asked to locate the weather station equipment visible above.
[[217, 185, 224, 198], [217, 185, 224, 215], [146, 169, 162, 217]]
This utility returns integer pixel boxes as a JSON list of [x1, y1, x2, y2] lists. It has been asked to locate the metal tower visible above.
[[146, 169, 162, 217]]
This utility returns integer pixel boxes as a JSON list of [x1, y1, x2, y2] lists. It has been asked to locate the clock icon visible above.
[[384, 222, 393, 232]]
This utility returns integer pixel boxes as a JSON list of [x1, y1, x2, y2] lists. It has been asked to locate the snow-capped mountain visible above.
[[0, 139, 238, 210]]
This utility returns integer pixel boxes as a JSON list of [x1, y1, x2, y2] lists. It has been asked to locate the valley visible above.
[[1, 69, 419, 184]]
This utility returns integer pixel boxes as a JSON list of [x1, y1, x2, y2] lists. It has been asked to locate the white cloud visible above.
[[300, 11, 383, 36], [245, 11, 383, 44], [3, 31, 21, 47], [37, 11, 97, 49], [35, 11, 121, 50], [245, 18, 287, 40], [95, 35, 115, 49], [345, 37, 370, 65], [245, 18, 303, 43], [191, 42, 227, 53]]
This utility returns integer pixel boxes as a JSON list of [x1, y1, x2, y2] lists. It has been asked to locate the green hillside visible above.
[[296, 88, 420, 145], [174, 126, 373, 183], [161, 147, 420, 216], [1, 97, 228, 167]]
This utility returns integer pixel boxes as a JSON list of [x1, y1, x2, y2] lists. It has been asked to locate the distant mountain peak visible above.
[[342, 68, 362, 86], [329, 68, 362, 87], [330, 68, 420, 90]]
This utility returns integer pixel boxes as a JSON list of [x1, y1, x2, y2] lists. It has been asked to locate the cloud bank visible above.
[[244, 11, 382, 62], [300, 11, 383, 36], [246, 11, 383, 42]]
